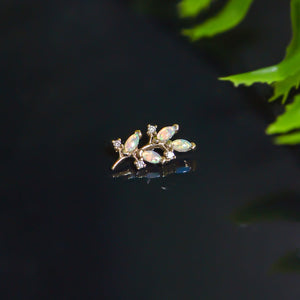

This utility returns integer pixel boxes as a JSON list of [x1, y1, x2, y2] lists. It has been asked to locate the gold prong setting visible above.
[[173, 124, 179, 133], [147, 124, 157, 136], [111, 124, 196, 170], [112, 138, 122, 151], [134, 159, 146, 170]]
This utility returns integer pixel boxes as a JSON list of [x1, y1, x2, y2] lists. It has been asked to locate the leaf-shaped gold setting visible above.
[[156, 124, 178, 142], [111, 124, 196, 170], [123, 130, 141, 154], [142, 150, 162, 164]]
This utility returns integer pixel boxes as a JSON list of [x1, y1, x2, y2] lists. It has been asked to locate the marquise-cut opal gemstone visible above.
[[142, 150, 162, 164], [157, 126, 176, 142], [172, 139, 192, 152], [124, 133, 139, 153]]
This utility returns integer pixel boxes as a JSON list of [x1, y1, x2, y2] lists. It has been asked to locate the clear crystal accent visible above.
[[135, 160, 146, 169], [165, 151, 175, 159], [147, 124, 157, 135], [112, 139, 122, 148]]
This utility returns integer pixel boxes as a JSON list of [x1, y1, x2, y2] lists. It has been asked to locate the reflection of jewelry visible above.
[[112, 159, 196, 181], [111, 124, 196, 170]]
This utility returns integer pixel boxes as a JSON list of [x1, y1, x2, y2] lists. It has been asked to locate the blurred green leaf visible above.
[[220, 0, 300, 103], [182, 0, 253, 40], [230, 191, 300, 224], [270, 70, 300, 103], [231, 191, 300, 273], [178, 0, 212, 18], [220, 52, 300, 88], [266, 95, 300, 134], [179, 0, 300, 144], [271, 250, 300, 273], [269, 0, 300, 104], [286, 0, 300, 58], [274, 131, 300, 145]]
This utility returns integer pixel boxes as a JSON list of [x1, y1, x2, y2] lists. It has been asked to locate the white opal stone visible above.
[[142, 150, 162, 164], [172, 139, 192, 152], [124, 133, 139, 153], [157, 126, 176, 142]]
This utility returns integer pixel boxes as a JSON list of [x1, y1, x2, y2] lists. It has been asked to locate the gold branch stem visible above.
[[111, 156, 128, 170], [141, 143, 168, 152]]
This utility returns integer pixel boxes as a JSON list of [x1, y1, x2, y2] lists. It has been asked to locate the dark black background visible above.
[[1, 0, 300, 299]]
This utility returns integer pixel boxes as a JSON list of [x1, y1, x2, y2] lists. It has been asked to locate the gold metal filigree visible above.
[[111, 124, 196, 170]]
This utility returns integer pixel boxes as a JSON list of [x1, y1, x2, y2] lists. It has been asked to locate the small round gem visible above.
[[165, 151, 175, 159], [157, 126, 176, 142], [172, 139, 192, 152], [147, 125, 157, 134], [142, 150, 162, 164], [135, 160, 146, 169], [124, 132, 139, 153], [112, 139, 122, 148]]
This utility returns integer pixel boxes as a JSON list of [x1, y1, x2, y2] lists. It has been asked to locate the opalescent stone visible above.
[[157, 126, 175, 142], [142, 150, 162, 164], [172, 139, 192, 152], [124, 133, 139, 153]]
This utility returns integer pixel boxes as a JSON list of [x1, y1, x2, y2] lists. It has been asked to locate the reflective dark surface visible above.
[[1, 0, 300, 299], [112, 159, 197, 181]]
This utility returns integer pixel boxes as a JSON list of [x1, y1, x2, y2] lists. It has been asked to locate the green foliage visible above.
[[180, 0, 254, 40], [178, 0, 212, 18], [266, 95, 300, 135], [179, 0, 300, 145], [274, 131, 300, 145], [230, 191, 300, 224], [231, 190, 300, 273], [267, 95, 300, 145], [271, 250, 300, 273], [220, 0, 300, 103], [286, 0, 300, 58], [269, 70, 300, 103]]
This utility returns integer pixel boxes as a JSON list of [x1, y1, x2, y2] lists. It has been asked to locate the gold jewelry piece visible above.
[[111, 124, 196, 170]]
